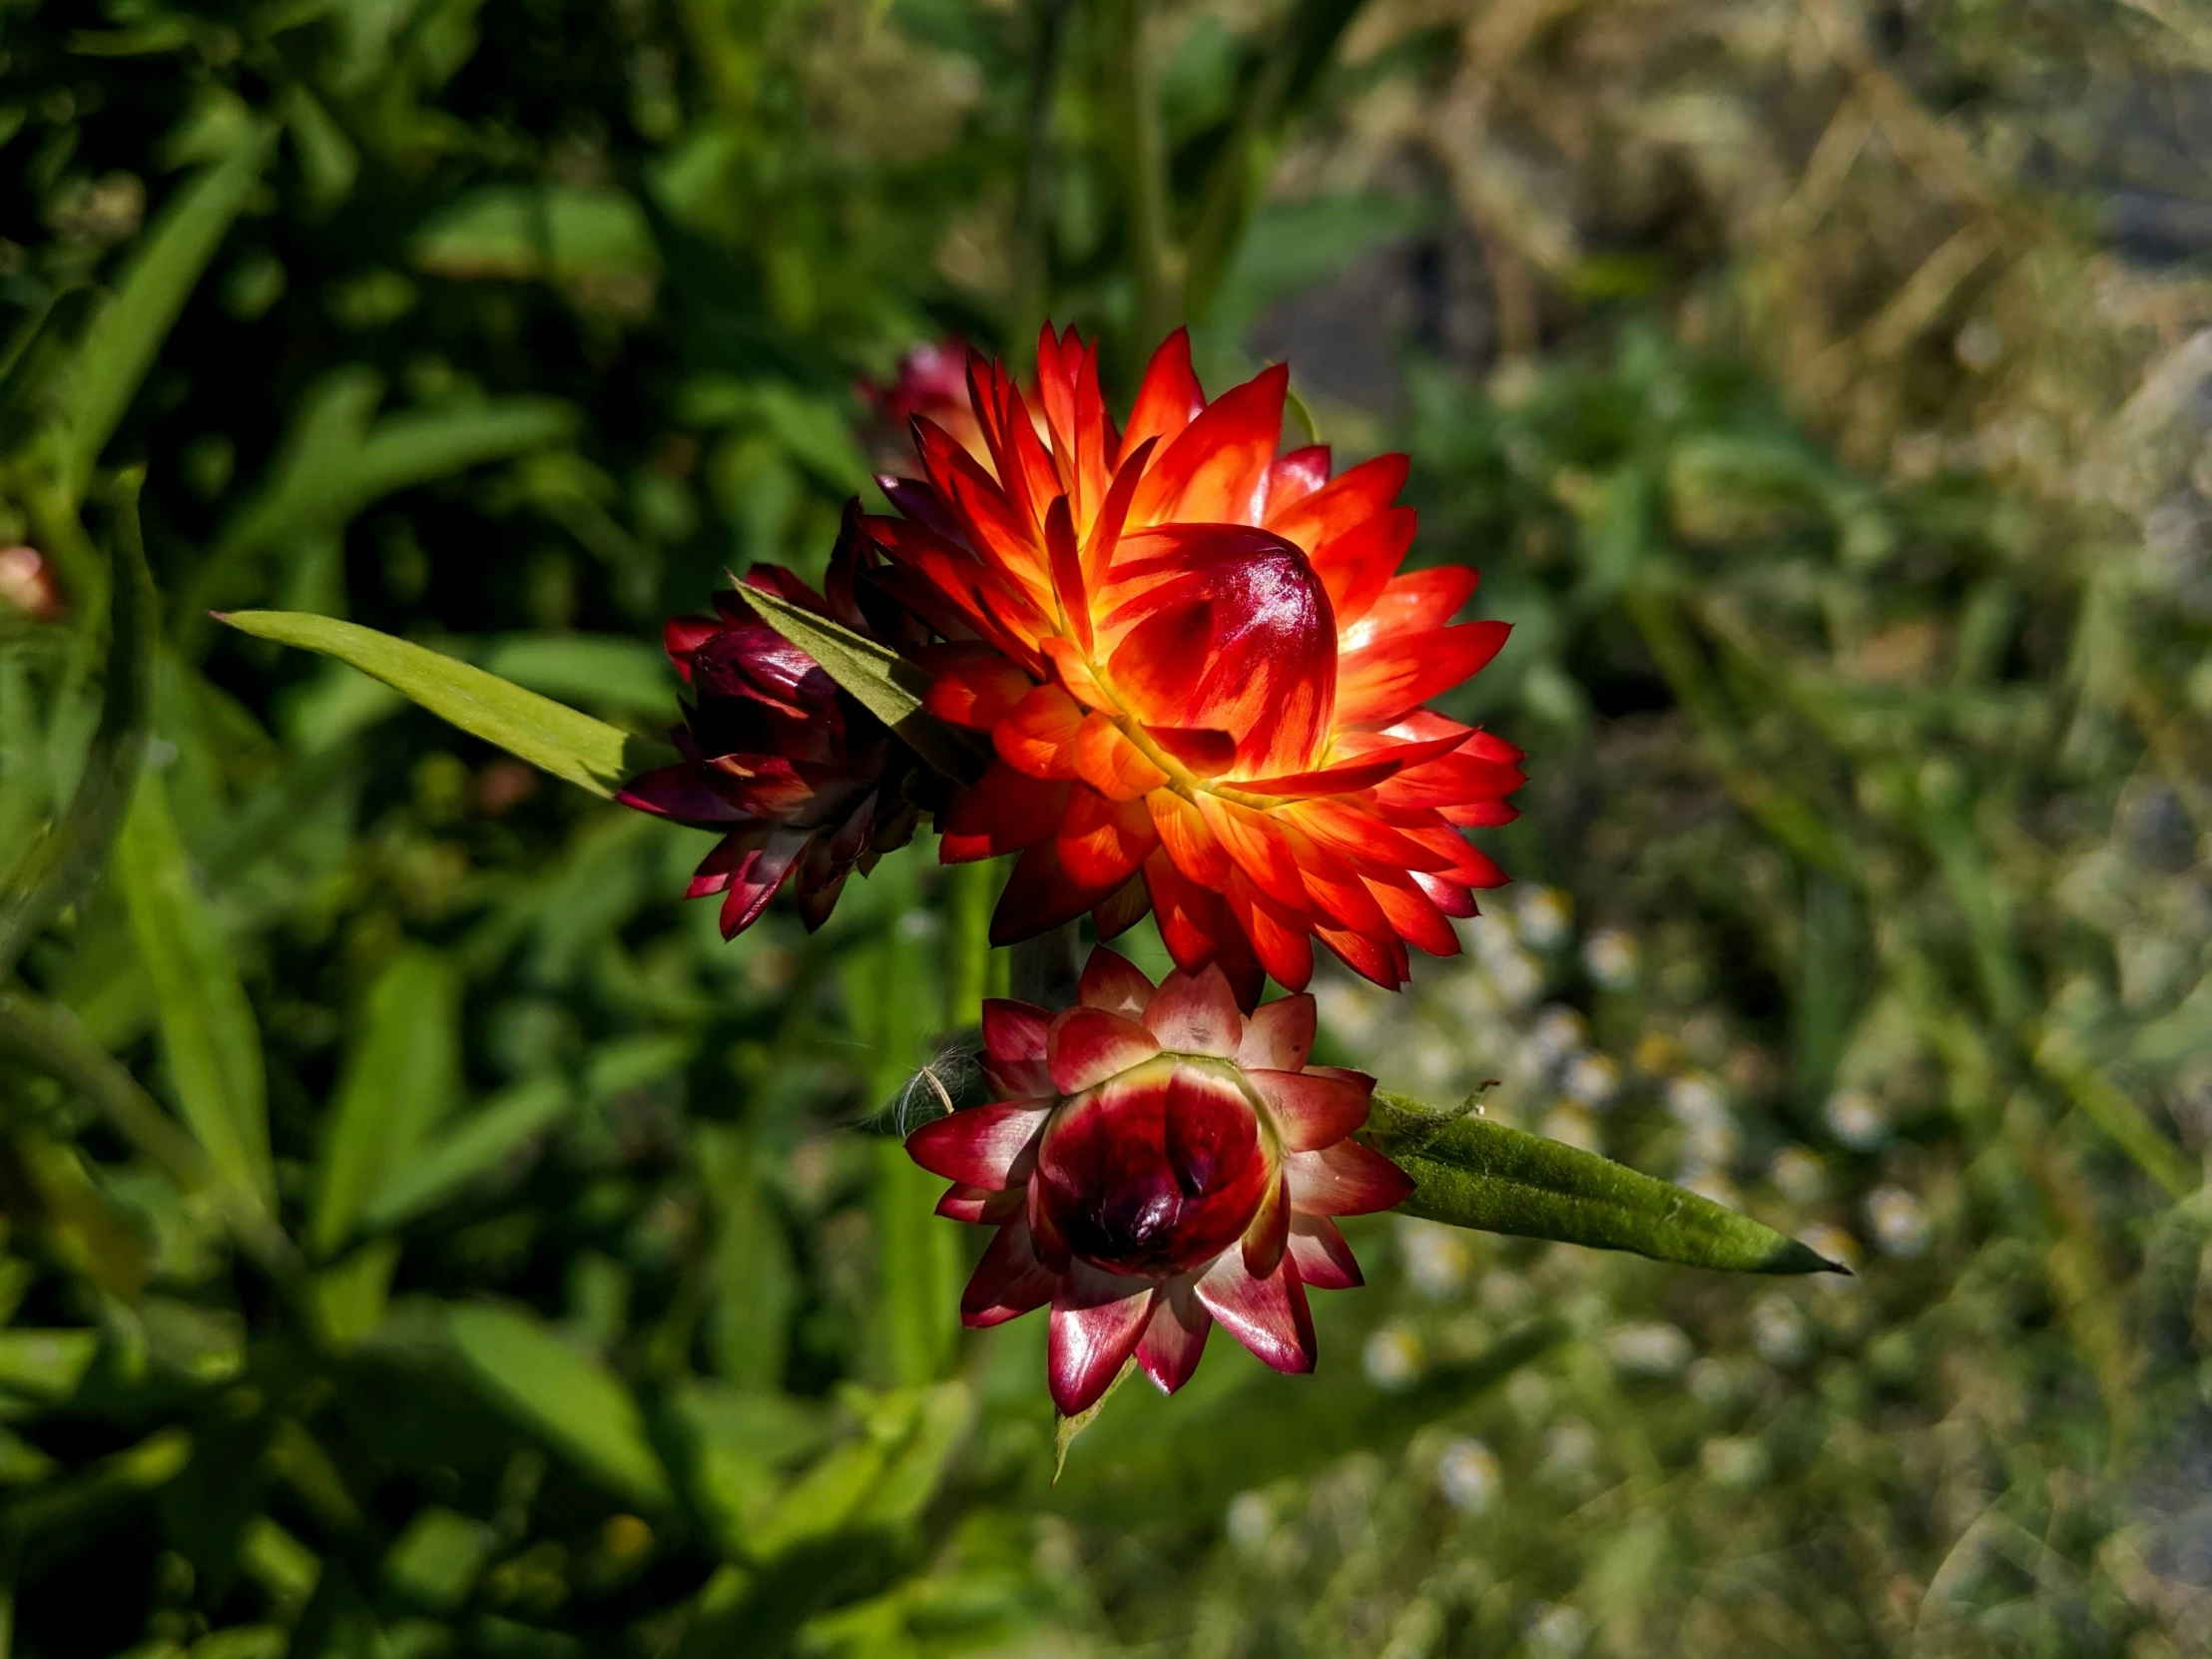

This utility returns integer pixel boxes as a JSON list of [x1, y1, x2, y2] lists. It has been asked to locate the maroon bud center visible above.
[[1036, 1056, 1273, 1277]]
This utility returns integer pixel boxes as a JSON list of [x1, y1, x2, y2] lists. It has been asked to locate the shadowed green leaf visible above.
[[115, 769, 273, 1206], [1366, 1092, 1841, 1275], [445, 1303, 674, 1509], [63, 129, 275, 497], [362, 1074, 574, 1232], [309, 946, 463, 1257], [216, 611, 676, 797]]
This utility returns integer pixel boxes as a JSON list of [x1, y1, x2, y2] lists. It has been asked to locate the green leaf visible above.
[[737, 582, 986, 784], [361, 1073, 574, 1232], [0, 1329, 101, 1401], [0, 476, 155, 979], [308, 946, 463, 1257], [1365, 1092, 1842, 1275], [63, 129, 276, 497], [115, 769, 273, 1206], [444, 1303, 674, 1509], [216, 611, 676, 798], [411, 184, 660, 282]]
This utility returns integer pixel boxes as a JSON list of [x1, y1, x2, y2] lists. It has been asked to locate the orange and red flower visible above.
[[905, 947, 1411, 1414], [863, 326, 1523, 998]]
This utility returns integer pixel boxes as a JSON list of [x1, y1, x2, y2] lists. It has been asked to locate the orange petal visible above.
[[1309, 506, 1415, 625], [1145, 724, 1236, 778], [1335, 621, 1510, 726], [1143, 849, 1228, 975], [1265, 451, 1408, 552], [1224, 869, 1315, 990], [940, 764, 1065, 861], [1119, 327, 1205, 465], [994, 684, 1085, 779], [1074, 713, 1169, 801], [1196, 795, 1309, 911], [1348, 566, 1480, 648], [1147, 790, 1232, 885], [1263, 445, 1332, 518]]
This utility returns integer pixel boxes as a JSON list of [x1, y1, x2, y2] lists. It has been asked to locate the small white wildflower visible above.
[[1490, 948, 1544, 1007], [1700, 1434, 1770, 1490], [1865, 1185, 1930, 1258], [1606, 1322, 1693, 1378], [1664, 1072, 1729, 1125], [1434, 1437, 1500, 1515], [1539, 1418, 1598, 1481], [1561, 1051, 1620, 1109], [1541, 1102, 1602, 1153], [1749, 1294, 1810, 1368], [1526, 1602, 1589, 1657], [1516, 886, 1574, 949], [1364, 1325, 1423, 1390], [1768, 1146, 1826, 1205], [1529, 1005, 1589, 1064], [1582, 928, 1640, 989], [1823, 1089, 1889, 1150], [1396, 1219, 1472, 1299], [1225, 1492, 1272, 1556]]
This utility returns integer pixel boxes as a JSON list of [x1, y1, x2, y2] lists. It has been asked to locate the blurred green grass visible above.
[[1, 0, 2209, 1655]]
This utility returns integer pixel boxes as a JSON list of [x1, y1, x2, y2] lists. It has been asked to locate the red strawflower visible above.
[[862, 338, 988, 464], [619, 523, 939, 935], [862, 325, 1524, 998], [905, 947, 1412, 1415]]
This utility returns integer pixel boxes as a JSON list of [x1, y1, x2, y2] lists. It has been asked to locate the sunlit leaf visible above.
[[738, 582, 987, 784], [1366, 1092, 1841, 1275], [361, 1074, 573, 1232], [216, 610, 676, 798]]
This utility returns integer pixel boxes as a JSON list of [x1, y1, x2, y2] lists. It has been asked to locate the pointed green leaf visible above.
[[115, 769, 273, 1206], [0, 476, 155, 979], [444, 1304, 674, 1509], [361, 1074, 574, 1233], [64, 129, 276, 497], [1365, 1091, 1842, 1275], [738, 581, 987, 783], [309, 946, 463, 1257], [216, 611, 676, 798]]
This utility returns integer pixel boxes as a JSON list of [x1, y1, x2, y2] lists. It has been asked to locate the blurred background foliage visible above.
[[1, 0, 2210, 1653]]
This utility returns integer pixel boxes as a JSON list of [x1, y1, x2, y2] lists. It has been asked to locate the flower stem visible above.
[[1011, 922, 1082, 1010]]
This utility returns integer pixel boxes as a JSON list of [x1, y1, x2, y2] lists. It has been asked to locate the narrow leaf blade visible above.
[[445, 1303, 675, 1509], [217, 611, 675, 798], [362, 1074, 573, 1233], [114, 769, 273, 1205], [737, 581, 987, 783], [1366, 1092, 1841, 1275]]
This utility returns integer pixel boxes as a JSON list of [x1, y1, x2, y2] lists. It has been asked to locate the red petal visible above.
[[939, 764, 1064, 863], [663, 614, 720, 678], [1135, 1280, 1213, 1394], [1047, 1006, 1162, 1093], [1146, 726, 1237, 778], [991, 840, 1114, 944], [1248, 1068, 1375, 1152], [1195, 1248, 1315, 1376], [1045, 494, 1092, 652], [1074, 714, 1169, 801], [619, 764, 750, 825], [962, 1222, 1058, 1329], [1316, 923, 1405, 990], [1371, 749, 1526, 812], [1363, 868, 1463, 958], [1286, 1214, 1362, 1290], [905, 1102, 1051, 1186], [1078, 947, 1154, 1019], [1130, 362, 1287, 527], [981, 997, 1052, 1096], [1144, 850, 1229, 975], [1119, 328, 1205, 466], [918, 643, 1035, 730], [936, 1183, 1025, 1225], [1263, 446, 1332, 518], [1241, 1168, 1290, 1278], [1197, 796, 1310, 910], [1265, 451, 1407, 551], [1092, 872, 1151, 939], [1140, 965, 1244, 1060], [1237, 994, 1316, 1071], [1049, 1263, 1155, 1414], [995, 684, 1086, 779], [1308, 507, 1415, 625], [1224, 869, 1315, 991], [1336, 622, 1510, 726], [1285, 1140, 1412, 1216], [718, 830, 810, 937], [1056, 785, 1159, 890]]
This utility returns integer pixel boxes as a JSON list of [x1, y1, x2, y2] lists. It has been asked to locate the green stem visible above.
[[1100, 0, 1176, 366]]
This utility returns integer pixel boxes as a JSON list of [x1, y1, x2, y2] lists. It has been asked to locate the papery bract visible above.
[[860, 326, 1523, 997], [906, 947, 1412, 1415], [618, 514, 941, 936]]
